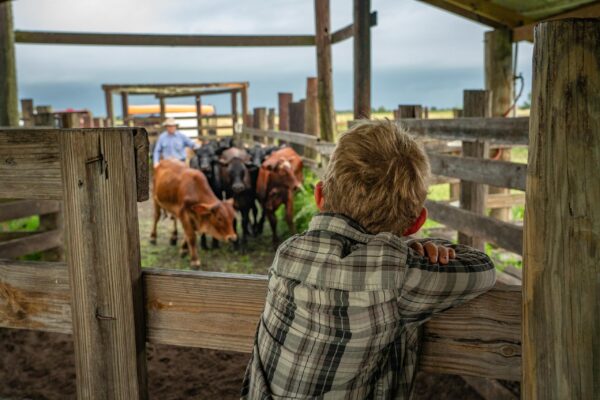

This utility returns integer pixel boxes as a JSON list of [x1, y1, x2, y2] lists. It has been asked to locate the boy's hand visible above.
[[410, 241, 456, 265]]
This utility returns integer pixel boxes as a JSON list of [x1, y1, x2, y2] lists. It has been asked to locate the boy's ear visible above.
[[314, 181, 325, 211], [402, 208, 427, 236]]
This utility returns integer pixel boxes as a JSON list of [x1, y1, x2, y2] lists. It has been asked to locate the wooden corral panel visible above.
[[0, 128, 149, 202], [0, 261, 522, 381]]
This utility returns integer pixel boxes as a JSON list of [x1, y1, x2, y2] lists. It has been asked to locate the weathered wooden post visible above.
[[231, 90, 238, 131], [104, 89, 115, 127], [278, 92, 293, 131], [304, 77, 319, 136], [60, 128, 149, 399], [159, 97, 166, 123], [314, 0, 336, 142], [253, 107, 267, 143], [523, 19, 600, 400], [267, 108, 275, 130], [458, 90, 490, 251], [0, 1, 18, 127], [353, 0, 371, 120], [397, 105, 422, 119], [288, 100, 306, 153], [485, 28, 513, 222], [34, 105, 54, 127], [21, 99, 34, 127], [61, 113, 81, 128], [195, 95, 203, 137], [241, 84, 250, 126], [121, 93, 129, 126]]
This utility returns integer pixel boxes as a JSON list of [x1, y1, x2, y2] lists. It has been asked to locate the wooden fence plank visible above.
[[391, 117, 529, 145], [0, 230, 62, 258], [0, 200, 60, 222], [242, 126, 318, 148], [59, 129, 147, 399], [15, 31, 316, 47], [0, 262, 521, 381], [428, 153, 527, 190], [426, 199, 523, 254]]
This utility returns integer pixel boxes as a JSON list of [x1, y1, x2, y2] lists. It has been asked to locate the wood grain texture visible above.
[[0, 1, 18, 127], [0, 199, 60, 221], [394, 117, 530, 145], [0, 262, 521, 381], [459, 90, 491, 250], [133, 128, 150, 202], [277, 93, 293, 131], [0, 129, 62, 199], [314, 0, 336, 142], [427, 152, 527, 190], [523, 19, 600, 400], [59, 129, 147, 399], [426, 199, 523, 254], [0, 230, 62, 259]]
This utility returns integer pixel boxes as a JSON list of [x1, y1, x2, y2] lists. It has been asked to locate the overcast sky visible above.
[[13, 0, 534, 116]]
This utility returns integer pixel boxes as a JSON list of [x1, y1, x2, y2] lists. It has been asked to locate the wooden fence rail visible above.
[[0, 259, 521, 381]]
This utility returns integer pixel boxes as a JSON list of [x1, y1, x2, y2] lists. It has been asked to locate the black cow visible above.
[[218, 147, 257, 251]]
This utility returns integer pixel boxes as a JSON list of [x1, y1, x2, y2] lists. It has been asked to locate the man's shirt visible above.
[[242, 212, 496, 399], [153, 130, 197, 163]]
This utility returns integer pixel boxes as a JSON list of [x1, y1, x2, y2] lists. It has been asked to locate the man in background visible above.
[[153, 118, 199, 167]]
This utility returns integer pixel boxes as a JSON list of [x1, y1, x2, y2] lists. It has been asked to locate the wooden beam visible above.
[[15, 30, 315, 47], [59, 129, 148, 399], [0, 261, 522, 381], [314, 0, 336, 142], [242, 127, 317, 148], [332, 11, 377, 44], [0, 1, 18, 126], [427, 153, 527, 190], [394, 117, 529, 145], [523, 19, 600, 400], [513, 3, 600, 42], [0, 200, 60, 222], [304, 77, 319, 136], [156, 87, 240, 98], [458, 90, 490, 250], [195, 96, 202, 137], [486, 193, 524, 209], [425, 199, 523, 254], [230, 91, 238, 129], [104, 89, 114, 127], [0, 230, 62, 259], [416, 0, 532, 29], [241, 85, 250, 126], [353, 0, 371, 119], [121, 92, 129, 122], [21, 99, 34, 127]]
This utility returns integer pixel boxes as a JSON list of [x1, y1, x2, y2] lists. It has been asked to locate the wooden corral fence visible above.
[[0, 126, 521, 399]]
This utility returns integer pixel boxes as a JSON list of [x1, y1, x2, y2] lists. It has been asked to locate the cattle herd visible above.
[[150, 137, 304, 268]]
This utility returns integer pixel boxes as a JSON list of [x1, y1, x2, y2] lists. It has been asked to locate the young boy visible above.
[[241, 120, 496, 399]]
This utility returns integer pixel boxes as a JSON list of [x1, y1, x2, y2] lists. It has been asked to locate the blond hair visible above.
[[321, 119, 430, 235]]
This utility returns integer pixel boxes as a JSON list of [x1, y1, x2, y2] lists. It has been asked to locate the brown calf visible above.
[[256, 147, 303, 245], [151, 159, 237, 268]]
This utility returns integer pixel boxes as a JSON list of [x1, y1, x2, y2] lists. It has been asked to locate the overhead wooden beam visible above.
[[523, 19, 600, 400], [331, 11, 377, 43], [15, 31, 316, 47], [416, 0, 532, 29], [0, 261, 522, 381], [0, 1, 18, 126], [513, 3, 600, 42], [156, 87, 240, 99]]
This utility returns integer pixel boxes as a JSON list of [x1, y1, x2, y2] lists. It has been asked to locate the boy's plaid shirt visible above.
[[242, 213, 496, 399]]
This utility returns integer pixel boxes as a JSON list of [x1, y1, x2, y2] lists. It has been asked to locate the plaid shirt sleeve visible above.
[[398, 238, 497, 320]]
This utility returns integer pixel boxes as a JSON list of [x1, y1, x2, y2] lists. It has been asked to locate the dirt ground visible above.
[[1, 200, 518, 399], [0, 328, 490, 400]]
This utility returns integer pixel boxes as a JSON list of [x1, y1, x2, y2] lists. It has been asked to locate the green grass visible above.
[[0, 215, 39, 232]]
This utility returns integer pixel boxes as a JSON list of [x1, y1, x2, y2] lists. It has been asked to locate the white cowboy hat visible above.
[[162, 117, 177, 127]]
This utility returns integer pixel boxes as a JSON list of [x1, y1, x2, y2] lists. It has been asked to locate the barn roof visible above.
[[417, 0, 600, 41]]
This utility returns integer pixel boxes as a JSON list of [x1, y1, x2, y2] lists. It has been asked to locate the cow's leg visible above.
[[250, 200, 259, 237], [150, 200, 161, 245], [286, 191, 296, 235], [240, 207, 251, 253], [180, 215, 200, 269], [256, 202, 266, 235], [267, 209, 279, 247], [169, 216, 178, 246], [211, 237, 220, 249], [200, 234, 208, 250]]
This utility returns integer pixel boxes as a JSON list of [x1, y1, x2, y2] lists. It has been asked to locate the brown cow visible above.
[[256, 147, 303, 245], [151, 159, 237, 268]]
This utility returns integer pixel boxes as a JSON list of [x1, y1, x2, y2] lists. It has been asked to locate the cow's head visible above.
[[189, 199, 237, 242], [267, 158, 303, 192], [192, 144, 217, 174], [221, 158, 252, 194]]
